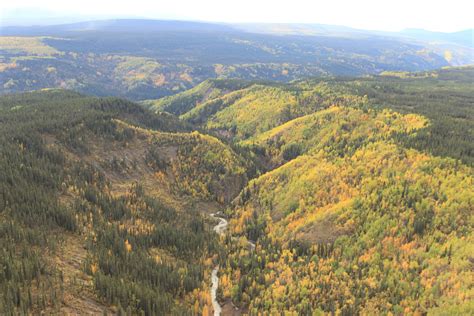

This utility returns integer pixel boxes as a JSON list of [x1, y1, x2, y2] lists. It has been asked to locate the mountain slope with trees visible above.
[[154, 66, 474, 166], [157, 66, 474, 315], [0, 66, 472, 314], [0, 90, 248, 314]]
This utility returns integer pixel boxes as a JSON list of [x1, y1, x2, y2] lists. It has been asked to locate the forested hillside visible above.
[[220, 112, 473, 314], [0, 66, 473, 315], [0, 90, 248, 314], [152, 66, 474, 166], [149, 66, 474, 314]]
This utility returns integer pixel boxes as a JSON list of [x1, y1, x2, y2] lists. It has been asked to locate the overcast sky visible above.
[[1, 0, 473, 32]]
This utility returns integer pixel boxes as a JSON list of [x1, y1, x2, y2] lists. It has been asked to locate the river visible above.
[[209, 213, 255, 316], [210, 213, 227, 316]]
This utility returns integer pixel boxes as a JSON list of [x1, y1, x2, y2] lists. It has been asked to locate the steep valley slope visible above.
[[0, 90, 248, 314]]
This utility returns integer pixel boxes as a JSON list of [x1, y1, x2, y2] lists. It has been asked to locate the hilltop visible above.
[[146, 66, 474, 165]]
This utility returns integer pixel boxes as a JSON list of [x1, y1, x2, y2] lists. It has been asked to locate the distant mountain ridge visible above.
[[233, 23, 473, 47], [399, 28, 473, 47], [0, 19, 472, 99], [2, 19, 472, 47], [0, 19, 238, 36]]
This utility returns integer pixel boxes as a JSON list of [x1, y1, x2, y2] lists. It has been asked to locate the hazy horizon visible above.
[[1, 0, 473, 33]]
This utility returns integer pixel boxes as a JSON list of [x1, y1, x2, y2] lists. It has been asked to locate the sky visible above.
[[1, 0, 473, 32]]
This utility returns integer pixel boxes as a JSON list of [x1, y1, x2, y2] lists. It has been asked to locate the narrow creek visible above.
[[210, 213, 255, 315], [210, 213, 228, 316]]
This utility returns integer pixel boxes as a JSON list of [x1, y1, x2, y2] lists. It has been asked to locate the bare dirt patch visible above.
[[53, 233, 114, 315], [298, 216, 349, 244]]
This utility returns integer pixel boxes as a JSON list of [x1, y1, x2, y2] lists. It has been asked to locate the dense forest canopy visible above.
[[0, 66, 472, 314], [146, 66, 474, 166], [0, 90, 247, 314]]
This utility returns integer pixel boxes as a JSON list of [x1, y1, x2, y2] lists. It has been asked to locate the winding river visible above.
[[210, 213, 227, 316], [210, 213, 255, 316]]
